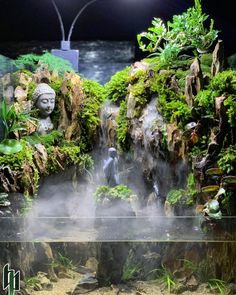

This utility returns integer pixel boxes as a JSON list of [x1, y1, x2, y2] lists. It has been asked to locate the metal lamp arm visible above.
[[67, 0, 98, 42], [51, 0, 65, 40]]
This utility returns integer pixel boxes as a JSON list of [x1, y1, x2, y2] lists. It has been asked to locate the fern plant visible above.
[[14, 51, 73, 75]]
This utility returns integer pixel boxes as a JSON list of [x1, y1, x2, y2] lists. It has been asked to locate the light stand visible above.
[[51, 0, 99, 72]]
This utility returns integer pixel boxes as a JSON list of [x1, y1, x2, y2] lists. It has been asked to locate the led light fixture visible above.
[[51, 0, 98, 71]]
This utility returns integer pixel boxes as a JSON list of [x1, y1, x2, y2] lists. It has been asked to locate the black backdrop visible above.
[[0, 0, 235, 56]]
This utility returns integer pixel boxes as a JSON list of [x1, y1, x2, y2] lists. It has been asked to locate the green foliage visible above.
[[167, 189, 186, 206], [27, 81, 38, 101], [167, 174, 197, 207], [186, 173, 198, 205], [23, 130, 64, 147], [162, 100, 191, 128], [149, 70, 190, 127], [194, 90, 217, 116], [117, 99, 131, 152], [24, 276, 41, 290], [79, 79, 105, 149], [0, 139, 23, 155], [209, 70, 236, 94], [51, 252, 75, 270], [137, 0, 218, 66], [14, 51, 73, 75], [151, 265, 176, 293], [208, 279, 226, 295], [129, 69, 149, 112], [0, 98, 35, 140], [46, 145, 93, 175], [182, 259, 226, 294], [0, 140, 39, 195], [224, 95, 236, 127], [94, 185, 133, 203], [122, 253, 140, 281], [105, 66, 130, 105], [218, 145, 236, 174]]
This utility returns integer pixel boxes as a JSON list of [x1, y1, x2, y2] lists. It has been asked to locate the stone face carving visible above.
[[32, 83, 56, 135], [103, 147, 119, 187]]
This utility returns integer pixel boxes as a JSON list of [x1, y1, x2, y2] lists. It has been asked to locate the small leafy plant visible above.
[[51, 252, 75, 271], [218, 145, 236, 174], [208, 278, 226, 295], [24, 276, 41, 290], [122, 256, 141, 282], [137, 0, 218, 66], [151, 264, 176, 293], [0, 99, 36, 154]]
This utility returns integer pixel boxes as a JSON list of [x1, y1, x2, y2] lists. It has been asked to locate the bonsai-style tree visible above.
[[137, 0, 219, 66]]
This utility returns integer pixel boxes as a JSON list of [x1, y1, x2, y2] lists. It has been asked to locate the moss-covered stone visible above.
[[104, 66, 130, 105]]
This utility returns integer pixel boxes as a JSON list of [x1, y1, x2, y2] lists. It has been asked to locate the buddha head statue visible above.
[[32, 83, 56, 118]]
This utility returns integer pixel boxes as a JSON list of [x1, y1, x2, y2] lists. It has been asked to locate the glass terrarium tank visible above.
[[0, 0, 236, 294]]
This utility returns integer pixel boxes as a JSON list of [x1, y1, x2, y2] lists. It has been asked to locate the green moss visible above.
[[46, 145, 93, 175], [128, 69, 151, 118], [175, 69, 191, 91], [27, 81, 37, 100], [149, 70, 191, 127], [105, 66, 130, 105], [79, 79, 105, 150], [94, 185, 133, 204], [224, 95, 236, 127], [194, 89, 217, 116], [15, 51, 74, 75], [49, 77, 63, 96], [117, 99, 131, 152], [218, 145, 236, 174], [163, 100, 191, 128], [209, 70, 236, 94], [0, 141, 39, 195]]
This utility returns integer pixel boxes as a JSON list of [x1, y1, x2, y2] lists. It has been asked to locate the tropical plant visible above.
[[0, 99, 36, 154], [137, 0, 218, 66]]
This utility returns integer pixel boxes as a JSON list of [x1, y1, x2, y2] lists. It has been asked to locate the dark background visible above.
[[0, 0, 235, 58]]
